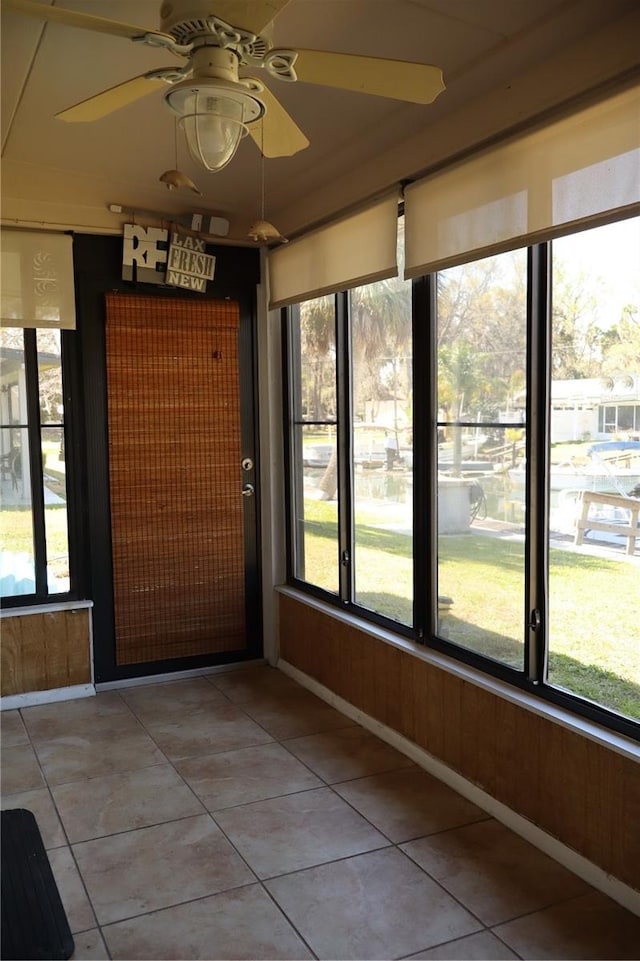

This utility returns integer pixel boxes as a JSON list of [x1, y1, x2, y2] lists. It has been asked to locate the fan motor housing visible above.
[[159, 1, 270, 60]]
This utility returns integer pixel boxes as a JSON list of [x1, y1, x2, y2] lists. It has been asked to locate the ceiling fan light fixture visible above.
[[179, 108, 245, 171], [165, 80, 264, 172]]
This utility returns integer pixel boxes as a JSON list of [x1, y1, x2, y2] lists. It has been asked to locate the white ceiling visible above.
[[1, 0, 639, 243]]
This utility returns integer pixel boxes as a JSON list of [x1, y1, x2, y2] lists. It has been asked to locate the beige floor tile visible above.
[[175, 741, 322, 811], [140, 700, 273, 760], [70, 928, 109, 960], [241, 689, 352, 739], [34, 729, 166, 786], [48, 846, 97, 934], [21, 692, 136, 742], [266, 847, 482, 960], [120, 677, 230, 722], [1, 709, 29, 746], [214, 785, 389, 879], [1, 742, 45, 794], [402, 819, 588, 926], [52, 763, 205, 842], [284, 725, 415, 783], [334, 767, 488, 843], [404, 930, 519, 959], [210, 665, 301, 704], [73, 813, 255, 925], [103, 883, 314, 960], [494, 890, 640, 959], [0, 787, 66, 848]]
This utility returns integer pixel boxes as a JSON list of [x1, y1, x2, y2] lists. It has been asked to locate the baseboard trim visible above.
[[1, 683, 95, 711], [96, 658, 266, 692], [278, 658, 640, 918]]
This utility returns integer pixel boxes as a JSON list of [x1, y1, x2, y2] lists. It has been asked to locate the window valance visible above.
[[268, 190, 400, 309], [404, 84, 640, 278]]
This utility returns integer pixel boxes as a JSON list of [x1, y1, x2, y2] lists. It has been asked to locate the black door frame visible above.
[[74, 234, 262, 683]]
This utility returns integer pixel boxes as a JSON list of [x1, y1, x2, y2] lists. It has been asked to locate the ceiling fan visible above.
[[5, 0, 446, 172]]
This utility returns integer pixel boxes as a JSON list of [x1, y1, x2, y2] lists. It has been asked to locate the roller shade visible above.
[[404, 84, 640, 278], [0, 229, 76, 329], [268, 190, 400, 309]]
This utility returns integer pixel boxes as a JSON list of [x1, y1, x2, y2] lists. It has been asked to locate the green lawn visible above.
[[1, 505, 69, 581], [298, 498, 640, 719], [1, 443, 69, 580]]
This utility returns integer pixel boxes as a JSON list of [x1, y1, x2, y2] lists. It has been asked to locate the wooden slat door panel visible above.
[[105, 293, 247, 666]]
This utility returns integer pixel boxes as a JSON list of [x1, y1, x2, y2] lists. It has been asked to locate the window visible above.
[[288, 296, 340, 595], [350, 264, 413, 624], [436, 249, 527, 668], [284, 216, 640, 738], [599, 403, 640, 434], [547, 219, 640, 720], [0, 328, 74, 601], [286, 223, 413, 626]]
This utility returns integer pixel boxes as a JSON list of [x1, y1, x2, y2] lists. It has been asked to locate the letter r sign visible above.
[[122, 225, 169, 283]]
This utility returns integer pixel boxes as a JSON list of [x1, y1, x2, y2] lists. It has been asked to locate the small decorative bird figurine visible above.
[[159, 169, 202, 195], [248, 219, 288, 244]]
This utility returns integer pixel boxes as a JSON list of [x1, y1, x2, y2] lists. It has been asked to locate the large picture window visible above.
[[284, 215, 640, 739]]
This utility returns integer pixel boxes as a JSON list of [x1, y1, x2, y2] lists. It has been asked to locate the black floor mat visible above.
[[1, 808, 74, 960]]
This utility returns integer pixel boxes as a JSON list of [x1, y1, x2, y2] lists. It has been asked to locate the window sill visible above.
[[277, 585, 639, 763], [0, 599, 93, 617]]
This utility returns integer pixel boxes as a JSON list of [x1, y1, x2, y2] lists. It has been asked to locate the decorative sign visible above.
[[166, 233, 216, 291], [121, 224, 216, 290], [122, 225, 169, 284]]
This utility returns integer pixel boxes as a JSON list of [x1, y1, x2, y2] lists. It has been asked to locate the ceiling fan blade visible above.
[[56, 75, 168, 123], [3, 0, 169, 43], [292, 49, 445, 105], [248, 85, 309, 158], [211, 1, 292, 34]]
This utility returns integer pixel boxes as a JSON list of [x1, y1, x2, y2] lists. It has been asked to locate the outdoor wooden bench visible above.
[[574, 490, 640, 556]]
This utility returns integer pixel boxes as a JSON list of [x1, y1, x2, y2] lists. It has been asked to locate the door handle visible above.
[[241, 484, 255, 497]]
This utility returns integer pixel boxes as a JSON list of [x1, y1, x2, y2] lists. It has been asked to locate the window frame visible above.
[[282, 227, 639, 743], [0, 326, 85, 609]]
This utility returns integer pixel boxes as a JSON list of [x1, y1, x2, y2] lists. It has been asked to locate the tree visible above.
[[436, 253, 527, 425], [351, 277, 411, 429], [550, 261, 606, 379], [299, 297, 335, 420], [601, 304, 640, 373]]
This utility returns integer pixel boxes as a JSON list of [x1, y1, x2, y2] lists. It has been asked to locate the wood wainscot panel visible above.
[[621, 755, 640, 884], [279, 594, 639, 892], [1, 610, 91, 696]]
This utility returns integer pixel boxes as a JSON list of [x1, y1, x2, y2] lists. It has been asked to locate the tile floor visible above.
[[1, 664, 639, 960]]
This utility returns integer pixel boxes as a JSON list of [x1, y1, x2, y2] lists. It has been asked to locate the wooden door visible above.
[[105, 293, 254, 667]]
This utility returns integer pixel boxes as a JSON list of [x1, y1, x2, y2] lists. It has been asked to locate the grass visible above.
[[298, 497, 640, 719], [1, 442, 69, 580], [3, 473, 637, 718], [1, 505, 69, 581]]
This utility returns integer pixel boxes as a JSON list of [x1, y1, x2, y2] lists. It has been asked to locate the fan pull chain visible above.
[[260, 121, 266, 222]]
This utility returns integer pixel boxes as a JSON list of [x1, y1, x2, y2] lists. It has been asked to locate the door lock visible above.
[[241, 484, 255, 497], [241, 457, 253, 471]]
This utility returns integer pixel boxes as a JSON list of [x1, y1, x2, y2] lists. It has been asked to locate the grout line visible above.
[[259, 883, 320, 960], [93, 878, 259, 930], [489, 924, 525, 960], [4, 670, 637, 959]]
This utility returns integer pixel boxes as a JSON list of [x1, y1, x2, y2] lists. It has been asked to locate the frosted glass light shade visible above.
[[166, 82, 262, 172]]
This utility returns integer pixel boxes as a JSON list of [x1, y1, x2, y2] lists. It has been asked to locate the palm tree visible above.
[[351, 277, 411, 429], [300, 297, 335, 419]]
